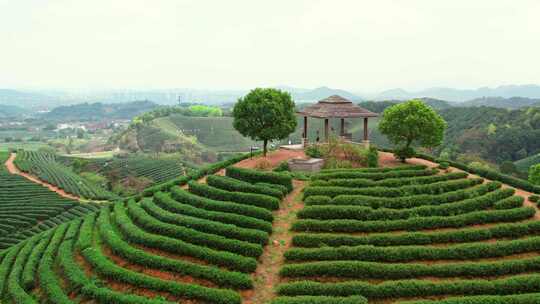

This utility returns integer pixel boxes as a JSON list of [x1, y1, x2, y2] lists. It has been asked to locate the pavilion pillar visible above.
[[324, 118, 329, 142], [363, 117, 370, 148], [303, 116, 308, 146], [340, 118, 345, 137]]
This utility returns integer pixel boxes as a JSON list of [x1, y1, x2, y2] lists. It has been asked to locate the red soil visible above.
[[233, 149, 306, 169]]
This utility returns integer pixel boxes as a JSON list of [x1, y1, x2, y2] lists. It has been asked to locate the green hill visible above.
[[515, 153, 540, 173], [43, 100, 159, 121]]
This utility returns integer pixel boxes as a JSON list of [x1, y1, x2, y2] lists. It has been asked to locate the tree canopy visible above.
[[232, 88, 297, 156], [530, 164, 540, 185], [379, 99, 447, 161]]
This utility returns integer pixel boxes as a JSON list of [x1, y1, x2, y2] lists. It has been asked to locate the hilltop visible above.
[[42, 100, 160, 121]]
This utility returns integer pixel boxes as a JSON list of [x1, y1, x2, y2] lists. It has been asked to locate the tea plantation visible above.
[[14, 150, 116, 200], [274, 165, 540, 303], [0, 152, 101, 250], [2, 155, 540, 303], [0, 165, 293, 304]]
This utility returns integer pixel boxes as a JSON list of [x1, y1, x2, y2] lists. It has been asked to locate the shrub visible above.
[[312, 182, 500, 209], [189, 181, 280, 210], [305, 145, 323, 158], [291, 207, 536, 233], [285, 236, 540, 263], [126, 200, 263, 258], [311, 168, 437, 181], [530, 164, 540, 185], [170, 186, 273, 222], [438, 162, 449, 169], [113, 203, 257, 273], [298, 188, 516, 221], [441, 158, 540, 194], [141, 198, 268, 245], [256, 183, 288, 196], [394, 146, 415, 162], [97, 207, 253, 289], [207, 175, 284, 199], [154, 191, 272, 233], [366, 146, 378, 168], [292, 220, 540, 248], [530, 195, 540, 203], [81, 245, 242, 304], [279, 256, 540, 280], [277, 275, 540, 300], [319, 165, 427, 174], [303, 178, 484, 199], [274, 161, 290, 172], [226, 166, 293, 192], [312, 172, 468, 188], [271, 296, 368, 304]]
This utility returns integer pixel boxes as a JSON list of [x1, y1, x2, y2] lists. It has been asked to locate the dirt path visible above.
[[242, 180, 306, 304], [234, 149, 306, 169], [4, 152, 82, 201], [380, 151, 540, 219]]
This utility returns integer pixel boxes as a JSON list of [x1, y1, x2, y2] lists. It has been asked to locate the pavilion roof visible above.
[[297, 95, 378, 118]]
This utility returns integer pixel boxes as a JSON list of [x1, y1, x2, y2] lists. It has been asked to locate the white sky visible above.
[[1, 0, 539, 92]]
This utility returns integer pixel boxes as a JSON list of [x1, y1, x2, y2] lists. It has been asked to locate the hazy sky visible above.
[[1, 0, 539, 92]]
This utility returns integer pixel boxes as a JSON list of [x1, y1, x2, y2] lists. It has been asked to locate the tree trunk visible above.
[[263, 139, 268, 157]]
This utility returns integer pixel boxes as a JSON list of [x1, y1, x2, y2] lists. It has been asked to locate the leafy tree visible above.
[[530, 164, 540, 185], [500, 161, 517, 175], [232, 88, 297, 156], [379, 100, 447, 162]]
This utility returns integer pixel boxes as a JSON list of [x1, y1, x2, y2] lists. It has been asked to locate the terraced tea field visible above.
[[14, 150, 116, 200], [95, 155, 196, 185], [2, 152, 540, 304], [0, 152, 101, 250], [0, 165, 294, 304], [274, 165, 540, 303]]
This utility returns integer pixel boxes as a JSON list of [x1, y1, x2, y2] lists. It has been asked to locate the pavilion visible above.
[[296, 95, 378, 147]]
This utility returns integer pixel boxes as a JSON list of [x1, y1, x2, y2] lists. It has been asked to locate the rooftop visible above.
[[297, 95, 378, 118]]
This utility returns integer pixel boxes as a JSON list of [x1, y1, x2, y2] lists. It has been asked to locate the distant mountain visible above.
[[376, 84, 540, 102], [461, 97, 540, 109], [0, 104, 28, 118], [0, 89, 53, 108], [43, 100, 160, 121], [288, 86, 361, 102], [359, 97, 453, 114]]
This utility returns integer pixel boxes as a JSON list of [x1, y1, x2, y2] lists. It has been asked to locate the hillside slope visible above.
[[2, 154, 540, 303], [0, 164, 293, 304]]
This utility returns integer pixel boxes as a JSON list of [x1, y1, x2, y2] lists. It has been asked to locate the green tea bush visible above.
[[170, 187, 273, 222], [292, 220, 540, 247], [141, 198, 268, 245], [291, 207, 536, 233], [226, 166, 293, 192], [308, 182, 500, 209], [303, 177, 483, 199], [298, 188, 516, 221], [311, 168, 436, 181], [285, 236, 540, 262], [277, 275, 540, 300], [126, 201, 263, 258], [154, 191, 272, 233], [97, 207, 252, 289], [271, 296, 368, 304], [310, 172, 468, 188], [207, 175, 284, 199], [113, 203, 257, 273], [280, 256, 540, 279], [188, 181, 280, 210]]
